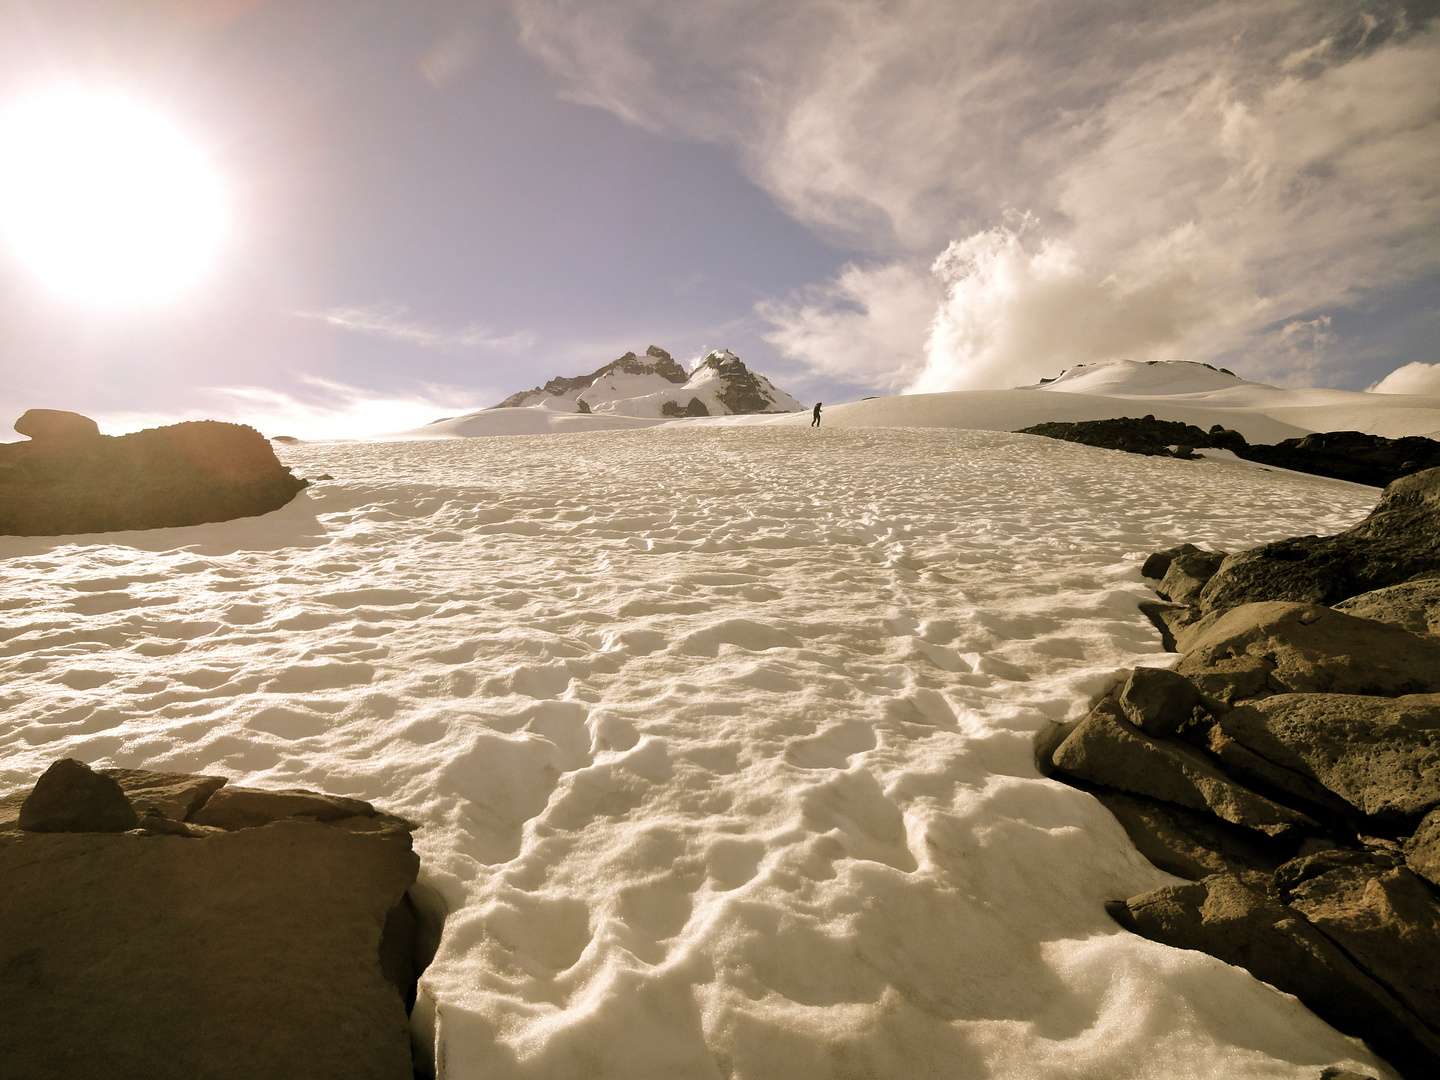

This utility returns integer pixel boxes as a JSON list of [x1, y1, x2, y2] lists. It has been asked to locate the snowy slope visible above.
[[0, 423, 1399, 1080], [711, 359, 1440, 443], [403, 359, 1440, 443], [417, 348, 803, 437]]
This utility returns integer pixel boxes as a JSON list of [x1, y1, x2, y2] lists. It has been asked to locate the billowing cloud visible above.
[[300, 304, 536, 353], [1368, 361, 1440, 396], [516, 0, 1440, 391]]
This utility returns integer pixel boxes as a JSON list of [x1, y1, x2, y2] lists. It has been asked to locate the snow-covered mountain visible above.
[[490, 346, 802, 419]]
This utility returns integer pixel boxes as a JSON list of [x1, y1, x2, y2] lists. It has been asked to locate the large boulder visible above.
[[0, 762, 422, 1080], [1279, 854, 1440, 1030], [1157, 549, 1228, 606], [1051, 697, 1315, 836], [1108, 873, 1440, 1078], [1199, 467, 1440, 612], [13, 408, 101, 443], [1218, 693, 1440, 819], [0, 414, 308, 536], [1175, 602, 1440, 703], [18, 758, 138, 833], [1336, 572, 1440, 636]]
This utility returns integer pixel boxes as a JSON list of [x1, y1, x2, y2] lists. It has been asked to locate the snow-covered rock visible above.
[[447, 346, 802, 431]]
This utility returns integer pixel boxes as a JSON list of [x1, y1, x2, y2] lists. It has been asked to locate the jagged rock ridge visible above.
[[486, 346, 802, 418]]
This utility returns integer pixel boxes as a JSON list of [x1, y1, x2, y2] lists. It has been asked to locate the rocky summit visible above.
[[0, 410, 309, 536], [486, 345, 802, 417], [1040, 466, 1440, 1080], [0, 759, 425, 1080]]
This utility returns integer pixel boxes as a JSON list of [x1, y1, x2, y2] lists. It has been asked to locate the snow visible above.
[[0, 404, 1411, 1078], [396, 360, 1440, 443]]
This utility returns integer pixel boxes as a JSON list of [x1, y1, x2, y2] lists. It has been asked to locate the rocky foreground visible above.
[[1039, 466, 1440, 1079], [0, 760, 425, 1080], [0, 409, 308, 536]]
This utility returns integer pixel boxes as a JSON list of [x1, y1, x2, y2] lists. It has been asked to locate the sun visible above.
[[0, 86, 230, 308]]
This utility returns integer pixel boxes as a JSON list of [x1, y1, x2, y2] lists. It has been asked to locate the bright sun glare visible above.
[[0, 86, 230, 308]]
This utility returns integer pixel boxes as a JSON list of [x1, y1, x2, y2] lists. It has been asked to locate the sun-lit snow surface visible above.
[[396, 360, 1440, 443], [0, 424, 1401, 1079]]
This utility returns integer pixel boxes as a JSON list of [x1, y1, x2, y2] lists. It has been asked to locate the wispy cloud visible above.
[[299, 303, 536, 353], [91, 375, 492, 441], [516, 0, 1440, 391]]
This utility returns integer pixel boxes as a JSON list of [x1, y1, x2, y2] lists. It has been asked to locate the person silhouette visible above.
[[812, 402, 822, 427]]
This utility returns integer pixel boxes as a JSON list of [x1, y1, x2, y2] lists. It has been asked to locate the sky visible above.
[[0, 0, 1437, 439]]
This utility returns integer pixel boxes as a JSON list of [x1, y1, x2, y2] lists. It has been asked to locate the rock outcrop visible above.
[[0, 411, 309, 536], [1017, 416, 1440, 488], [0, 759, 424, 1080], [1040, 468, 1440, 1078]]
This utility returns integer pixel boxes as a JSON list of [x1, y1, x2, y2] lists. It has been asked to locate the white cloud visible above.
[[299, 304, 536, 353], [1368, 361, 1440, 396], [516, 0, 1440, 390], [92, 376, 490, 441], [757, 260, 941, 391]]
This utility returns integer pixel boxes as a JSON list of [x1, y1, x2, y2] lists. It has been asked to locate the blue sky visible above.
[[0, 0, 1437, 437]]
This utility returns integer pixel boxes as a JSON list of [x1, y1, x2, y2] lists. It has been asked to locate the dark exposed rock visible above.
[[1404, 809, 1440, 888], [1157, 550, 1228, 605], [660, 396, 711, 418], [1016, 416, 1213, 457], [1137, 600, 1200, 651], [1281, 858, 1440, 1031], [1236, 431, 1440, 489], [1108, 873, 1440, 1078], [1141, 543, 1203, 580], [1089, 789, 1290, 886], [14, 408, 100, 443], [0, 762, 423, 1080], [1175, 602, 1440, 703], [492, 346, 689, 408], [1017, 417, 1440, 488], [693, 350, 789, 414], [0, 414, 309, 536], [191, 786, 380, 830], [1117, 666, 1204, 738], [1336, 572, 1440, 636], [19, 758, 138, 833], [1219, 694, 1440, 819], [1199, 467, 1440, 612], [1051, 697, 1315, 836]]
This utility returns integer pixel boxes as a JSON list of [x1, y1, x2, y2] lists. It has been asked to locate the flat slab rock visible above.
[[0, 760, 420, 1080]]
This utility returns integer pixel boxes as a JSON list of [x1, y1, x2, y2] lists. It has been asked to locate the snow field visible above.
[[0, 426, 1395, 1079]]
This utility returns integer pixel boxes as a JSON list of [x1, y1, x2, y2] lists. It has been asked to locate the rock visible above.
[[1199, 468, 1440, 612], [0, 416, 309, 536], [1235, 431, 1440, 489], [1175, 602, 1440, 703], [1090, 789, 1289, 886], [102, 768, 227, 824], [1117, 666, 1204, 737], [1052, 697, 1315, 836], [0, 762, 422, 1079], [1137, 599, 1200, 652], [1219, 693, 1440, 819], [1157, 550, 1228, 605], [1142, 543, 1202, 580], [1404, 809, 1440, 888], [1336, 572, 1440, 636], [190, 786, 378, 831], [13, 409, 100, 442], [1280, 857, 1440, 1031], [18, 758, 139, 833], [1016, 417, 1216, 457], [0, 822, 418, 1080], [660, 396, 711, 418], [1107, 873, 1440, 1079], [1194, 721, 1356, 816]]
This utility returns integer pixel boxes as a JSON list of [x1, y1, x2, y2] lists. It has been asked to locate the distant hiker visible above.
[[812, 402, 822, 427]]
